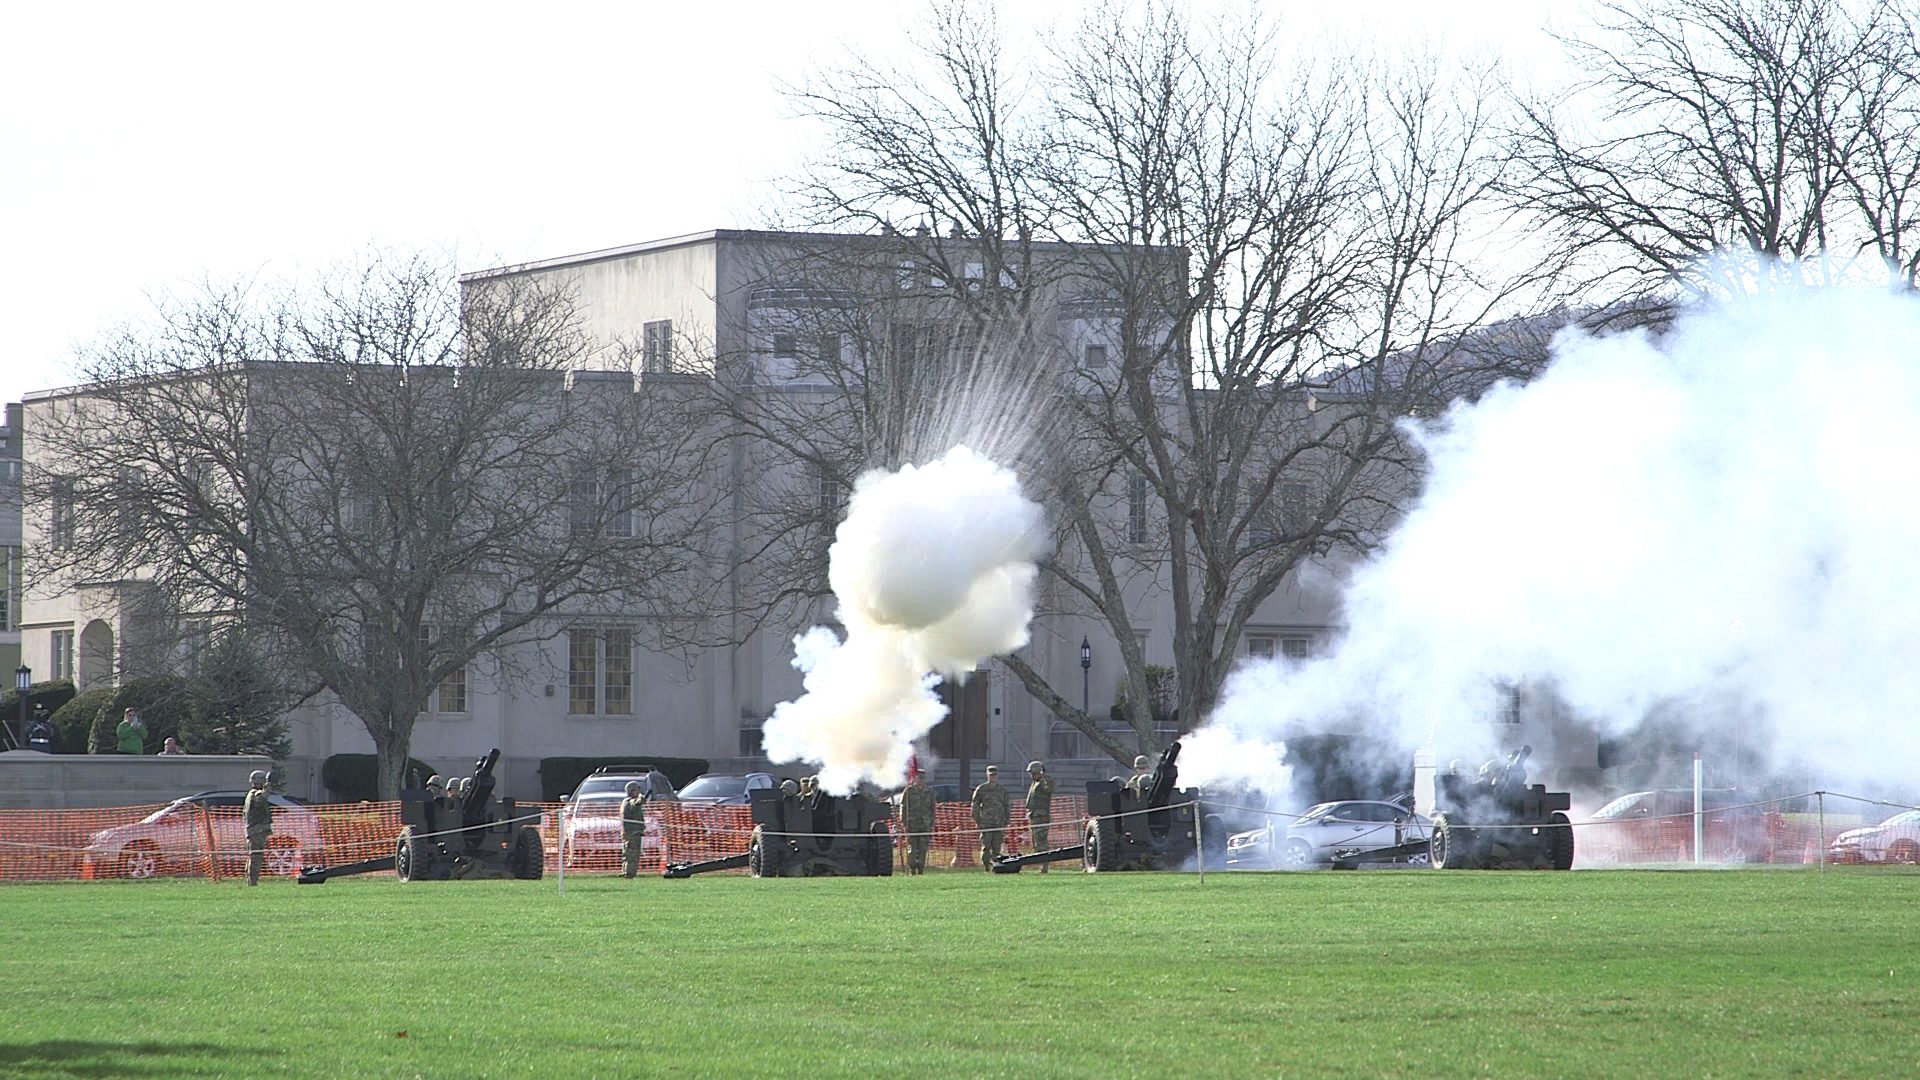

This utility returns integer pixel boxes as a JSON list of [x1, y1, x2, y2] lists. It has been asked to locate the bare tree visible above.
[[1507, 0, 1920, 298], [759, 2, 1543, 760], [27, 252, 723, 796]]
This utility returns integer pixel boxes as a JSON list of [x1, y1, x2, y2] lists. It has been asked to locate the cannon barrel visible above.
[[1142, 740, 1182, 808], [662, 853, 751, 879], [990, 845, 1087, 873], [296, 855, 397, 884], [462, 748, 501, 826]]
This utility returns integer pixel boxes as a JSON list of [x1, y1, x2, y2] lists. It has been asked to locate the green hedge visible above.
[[49, 688, 117, 756], [2, 680, 77, 751], [321, 754, 439, 802], [537, 756, 710, 802]]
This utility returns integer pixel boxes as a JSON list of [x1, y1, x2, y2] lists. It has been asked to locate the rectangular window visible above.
[[1279, 482, 1312, 533], [50, 629, 75, 681], [568, 630, 598, 715], [815, 463, 842, 517], [897, 261, 916, 291], [602, 628, 633, 715], [344, 481, 376, 533], [1497, 685, 1522, 725], [1083, 343, 1109, 370], [1247, 636, 1275, 659], [437, 659, 468, 714], [817, 334, 841, 367], [772, 333, 798, 359], [569, 467, 634, 537], [642, 320, 674, 374], [604, 468, 634, 538], [0, 546, 17, 632], [739, 721, 764, 756], [1281, 636, 1312, 660], [1127, 474, 1150, 544], [50, 477, 75, 550], [183, 618, 214, 677], [568, 466, 598, 537]]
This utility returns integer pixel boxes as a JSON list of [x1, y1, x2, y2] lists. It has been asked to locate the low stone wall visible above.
[[0, 751, 281, 809]]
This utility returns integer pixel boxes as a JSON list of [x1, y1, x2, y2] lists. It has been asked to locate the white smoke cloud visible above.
[[1187, 278, 1920, 794], [762, 445, 1047, 793]]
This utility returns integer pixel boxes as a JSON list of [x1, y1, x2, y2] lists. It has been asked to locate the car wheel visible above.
[[123, 842, 160, 880], [1278, 838, 1315, 869], [1890, 840, 1920, 866], [264, 837, 301, 878]]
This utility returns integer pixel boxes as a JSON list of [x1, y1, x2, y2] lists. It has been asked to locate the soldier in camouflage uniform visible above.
[[1124, 754, 1151, 796], [900, 772, 935, 875], [1024, 761, 1056, 873], [620, 780, 649, 878], [243, 769, 274, 885], [971, 765, 1010, 869]]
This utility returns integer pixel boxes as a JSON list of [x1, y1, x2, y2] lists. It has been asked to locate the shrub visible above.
[[538, 756, 710, 802], [49, 688, 117, 755], [108, 676, 194, 755], [321, 754, 439, 803]]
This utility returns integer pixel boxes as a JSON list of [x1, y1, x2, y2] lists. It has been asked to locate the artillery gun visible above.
[[1427, 745, 1574, 870], [663, 784, 894, 878], [297, 748, 545, 884], [992, 740, 1225, 873]]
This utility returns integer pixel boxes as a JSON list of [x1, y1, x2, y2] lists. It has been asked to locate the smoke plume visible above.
[[1187, 278, 1920, 796], [762, 445, 1047, 793]]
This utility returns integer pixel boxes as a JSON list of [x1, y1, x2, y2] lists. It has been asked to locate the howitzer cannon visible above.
[[664, 784, 894, 878], [1428, 745, 1573, 870], [993, 740, 1225, 873], [297, 748, 545, 884]]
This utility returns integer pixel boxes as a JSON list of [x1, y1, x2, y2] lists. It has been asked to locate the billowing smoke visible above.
[[762, 445, 1047, 793], [1187, 278, 1920, 796]]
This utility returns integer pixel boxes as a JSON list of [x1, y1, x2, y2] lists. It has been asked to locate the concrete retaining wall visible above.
[[0, 751, 281, 809]]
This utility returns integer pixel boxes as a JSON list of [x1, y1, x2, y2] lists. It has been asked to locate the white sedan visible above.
[[1225, 800, 1431, 869], [84, 791, 323, 879]]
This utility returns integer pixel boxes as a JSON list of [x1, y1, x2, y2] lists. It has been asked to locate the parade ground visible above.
[[2, 868, 1913, 1078]]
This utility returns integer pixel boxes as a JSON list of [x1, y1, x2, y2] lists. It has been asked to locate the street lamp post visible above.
[[1079, 638, 1091, 754], [13, 665, 29, 752]]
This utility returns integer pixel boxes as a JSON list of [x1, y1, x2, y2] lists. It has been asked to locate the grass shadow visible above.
[[0, 1039, 273, 1079]]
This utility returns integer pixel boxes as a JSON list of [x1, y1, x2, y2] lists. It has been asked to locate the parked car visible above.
[[1225, 800, 1431, 869], [1828, 809, 1920, 865], [1582, 789, 1782, 864], [83, 791, 323, 880], [555, 766, 676, 869], [676, 773, 777, 806]]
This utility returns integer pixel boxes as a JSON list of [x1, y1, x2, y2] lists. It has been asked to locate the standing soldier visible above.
[[620, 780, 649, 879], [900, 769, 935, 875], [1024, 761, 1056, 873], [243, 769, 273, 885], [971, 765, 1009, 870]]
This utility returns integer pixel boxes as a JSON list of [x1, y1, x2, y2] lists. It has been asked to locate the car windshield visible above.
[[139, 798, 194, 824], [1590, 795, 1649, 819], [679, 777, 747, 800], [1880, 809, 1920, 828], [1295, 803, 1338, 823], [574, 777, 644, 803]]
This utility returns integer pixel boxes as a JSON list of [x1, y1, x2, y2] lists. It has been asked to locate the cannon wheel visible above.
[[749, 826, 784, 878], [1084, 818, 1119, 872], [1430, 814, 1476, 870], [1890, 839, 1920, 866], [1548, 811, 1575, 871], [867, 822, 894, 877], [509, 826, 545, 880], [395, 826, 445, 882]]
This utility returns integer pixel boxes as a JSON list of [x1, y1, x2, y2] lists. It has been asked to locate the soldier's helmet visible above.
[[625, 781, 642, 797], [249, 769, 267, 788], [1028, 760, 1045, 773], [449, 778, 467, 797], [426, 774, 446, 792], [1133, 755, 1149, 770], [780, 779, 799, 796], [985, 764, 998, 774]]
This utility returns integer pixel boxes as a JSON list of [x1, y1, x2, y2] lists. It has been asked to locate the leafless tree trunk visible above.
[[27, 252, 725, 796]]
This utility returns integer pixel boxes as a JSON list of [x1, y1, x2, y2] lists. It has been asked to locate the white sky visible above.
[[0, 0, 1576, 405]]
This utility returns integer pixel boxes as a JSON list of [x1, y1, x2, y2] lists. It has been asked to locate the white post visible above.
[[1192, 794, 1205, 884], [1692, 752, 1704, 866], [1817, 791, 1826, 873], [556, 797, 568, 896]]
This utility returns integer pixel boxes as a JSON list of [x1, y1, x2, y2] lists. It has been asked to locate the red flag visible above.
[[907, 753, 922, 784]]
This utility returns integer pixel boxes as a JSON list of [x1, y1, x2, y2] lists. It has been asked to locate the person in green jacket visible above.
[[115, 709, 147, 754]]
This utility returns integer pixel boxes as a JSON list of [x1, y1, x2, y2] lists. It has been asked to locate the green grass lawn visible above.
[[1, 868, 1915, 1078]]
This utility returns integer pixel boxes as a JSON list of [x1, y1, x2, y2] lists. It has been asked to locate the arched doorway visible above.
[[78, 619, 116, 691]]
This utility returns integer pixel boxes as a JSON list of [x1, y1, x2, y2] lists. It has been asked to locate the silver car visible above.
[[84, 791, 323, 880], [1225, 800, 1431, 869]]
